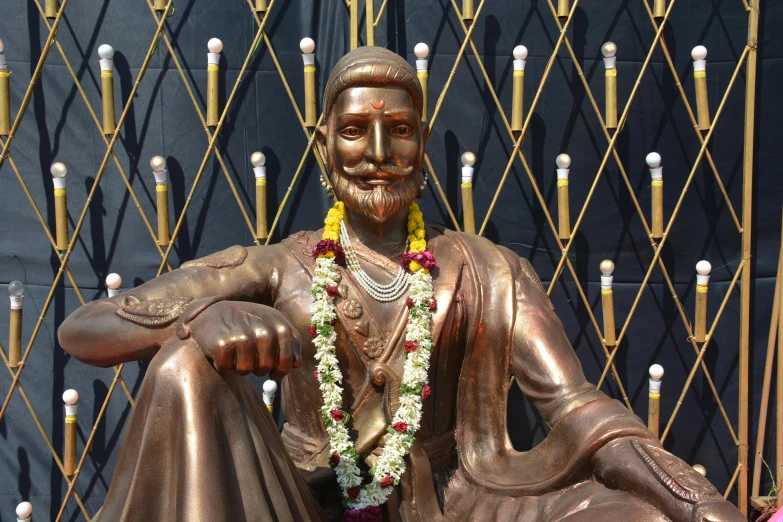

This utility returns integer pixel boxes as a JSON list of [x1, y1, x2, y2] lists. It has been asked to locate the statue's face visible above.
[[317, 86, 427, 223]]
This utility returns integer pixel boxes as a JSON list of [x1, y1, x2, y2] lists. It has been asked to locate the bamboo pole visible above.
[[51, 162, 69, 251], [751, 211, 783, 499], [462, 0, 474, 22], [62, 390, 78, 476], [7, 282, 23, 368], [301, 38, 317, 127], [603, 42, 618, 129], [251, 152, 268, 240], [366, 0, 375, 45], [373, 0, 389, 27], [653, 0, 665, 19], [460, 152, 476, 234], [557, 0, 569, 18], [45, 0, 58, 18], [414, 43, 429, 123], [648, 365, 663, 438], [0, 41, 9, 137], [151, 156, 170, 246], [98, 45, 116, 135], [647, 152, 663, 240], [692, 46, 711, 131], [556, 155, 571, 240], [511, 45, 527, 132], [206, 39, 222, 127], [350, 0, 359, 50], [694, 261, 711, 343], [255, 0, 267, 14], [740, 1, 760, 511], [600, 260, 616, 347]]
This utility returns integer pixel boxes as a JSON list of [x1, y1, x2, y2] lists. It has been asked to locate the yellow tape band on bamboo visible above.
[[54, 188, 67, 197], [156, 184, 168, 193], [417, 71, 428, 80], [461, 182, 472, 188], [207, 65, 219, 72], [697, 284, 708, 294], [0, 71, 9, 78], [65, 415, 77, 424], [513, 70, 524, 77], [694, 70, 706, 79], [557, 179, 568, 188], [101, 70, 112, 78], [605, 69, 617, 77], [601, 288, 612, 295], [651, 180, 663, 187], [256, 178, 267, 186], [304, 65, 316, 73], [649, 392, 660, 399]]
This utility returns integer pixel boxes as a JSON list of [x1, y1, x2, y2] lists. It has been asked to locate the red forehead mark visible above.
[[371, 100, 385, 110]]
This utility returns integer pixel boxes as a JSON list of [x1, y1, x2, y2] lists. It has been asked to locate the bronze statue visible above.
[[58, 47, 744, 522]]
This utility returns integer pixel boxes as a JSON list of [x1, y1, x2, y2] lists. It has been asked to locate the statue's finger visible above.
[[253, 326, 275, 377], [233, 335, 255, 375], [274, 324, 294, 377]]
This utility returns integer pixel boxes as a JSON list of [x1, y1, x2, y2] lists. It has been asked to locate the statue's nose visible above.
[[364, 121, 391, 166]]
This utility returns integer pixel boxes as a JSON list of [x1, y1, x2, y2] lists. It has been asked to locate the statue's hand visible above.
[[186, 301, 301, 378], [691, 501, 746, 522]]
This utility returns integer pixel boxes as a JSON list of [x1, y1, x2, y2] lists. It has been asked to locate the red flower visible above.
[[308, 325, 318, 338], [330, 409, 345, 422], [331, 317, 338, 326], [404, 341, 418, 353], [331, 453, 340, 465], [326, 285, 340, 297], [428, 298, 437, 311], [380, 475, 394, 488], [406, 297, 415, 309], [314, 370, 319, 379], [312, 239, 346, 265], [341, 506, 381, 522], [401, 249, 437, 273], [393, 421, 408, 432], [346, 486, 360, 499], [421, 385, 432, 400]]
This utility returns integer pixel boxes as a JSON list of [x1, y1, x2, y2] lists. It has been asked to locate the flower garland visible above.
[[309, 201, 437, 519]]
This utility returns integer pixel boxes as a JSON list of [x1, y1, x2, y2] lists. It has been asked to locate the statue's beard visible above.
[[331, 166, 420, 224]]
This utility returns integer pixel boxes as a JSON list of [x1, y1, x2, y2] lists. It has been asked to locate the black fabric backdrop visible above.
[[0, 0, 780, 519]]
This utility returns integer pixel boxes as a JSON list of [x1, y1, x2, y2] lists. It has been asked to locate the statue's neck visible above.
[[344, 206, 409, 259]]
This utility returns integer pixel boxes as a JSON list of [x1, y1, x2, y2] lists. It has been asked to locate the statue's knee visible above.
[[144, 340, 220, 397]]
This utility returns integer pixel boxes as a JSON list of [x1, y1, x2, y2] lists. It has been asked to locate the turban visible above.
[[323, 47, 423, 119]]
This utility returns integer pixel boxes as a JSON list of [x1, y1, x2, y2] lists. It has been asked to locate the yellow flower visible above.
[[324, 216, 340, 226], [409, 261, 422, 272], [410, 239, 427, 252], [414, 228, 426, 239], [321, 251, 335, 259], [323, 230, 339, 241], [407, 220, 417, 233]]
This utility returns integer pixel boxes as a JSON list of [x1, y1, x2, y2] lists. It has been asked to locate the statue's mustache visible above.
[[342, 161, 414, 179]]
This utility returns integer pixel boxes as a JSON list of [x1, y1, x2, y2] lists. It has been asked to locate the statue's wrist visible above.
[[175, 296, 226, 340]]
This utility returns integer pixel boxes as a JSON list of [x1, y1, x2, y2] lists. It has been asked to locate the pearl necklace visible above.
[[339, 220, 410, 302]]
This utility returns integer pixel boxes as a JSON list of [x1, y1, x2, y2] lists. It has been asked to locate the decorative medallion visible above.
[[631, 440, 722, 503], [363, 337, 385, 359], [181, 245, 248, 269], [342, 299, 363, 319], [116, 296, 193, 327]]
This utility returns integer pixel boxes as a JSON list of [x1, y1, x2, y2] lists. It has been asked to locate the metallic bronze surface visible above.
[[58, 47, 744, 522]]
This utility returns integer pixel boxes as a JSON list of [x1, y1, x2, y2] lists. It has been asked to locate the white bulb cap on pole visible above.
[[9, 280, 24, 308], [106, 273, 122, 297], [63, 389, 79, 416], [300, 38, 315, 65], [556, 154, 570, 179], [461, 152, 476, 183], [16, 501, 32, 521], [513, 45, 528, 71], [600, 260, 614, 289], [602, 42, 617, 69], [262, 380, 277, 406], [696, 260, 711, 285], [150, 156, 167, 184], [98, 44, 114, 71], [207, 38, 222, 66], [251, 152, 267, 179], [646, 152, 662, 180], [414, 43, 429, 72], [51, 162, 67, 189], [649, 364, 664, 392], [691, 45, 707, 72]]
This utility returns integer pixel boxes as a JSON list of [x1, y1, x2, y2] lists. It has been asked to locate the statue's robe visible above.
[[90, 228, 665, 522]]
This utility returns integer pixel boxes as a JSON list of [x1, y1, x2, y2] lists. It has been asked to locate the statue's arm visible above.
[[58, 244, 286, 367]]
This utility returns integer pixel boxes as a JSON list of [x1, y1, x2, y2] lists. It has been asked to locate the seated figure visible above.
[[58, 47, 744, 522]]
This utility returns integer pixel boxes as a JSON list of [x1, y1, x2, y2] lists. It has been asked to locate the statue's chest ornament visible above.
[[307, 201, 438, 514]]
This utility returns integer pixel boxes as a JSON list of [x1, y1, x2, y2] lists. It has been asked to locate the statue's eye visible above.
[[391, 125, 413, 139], [339, 127, 364, 140]]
